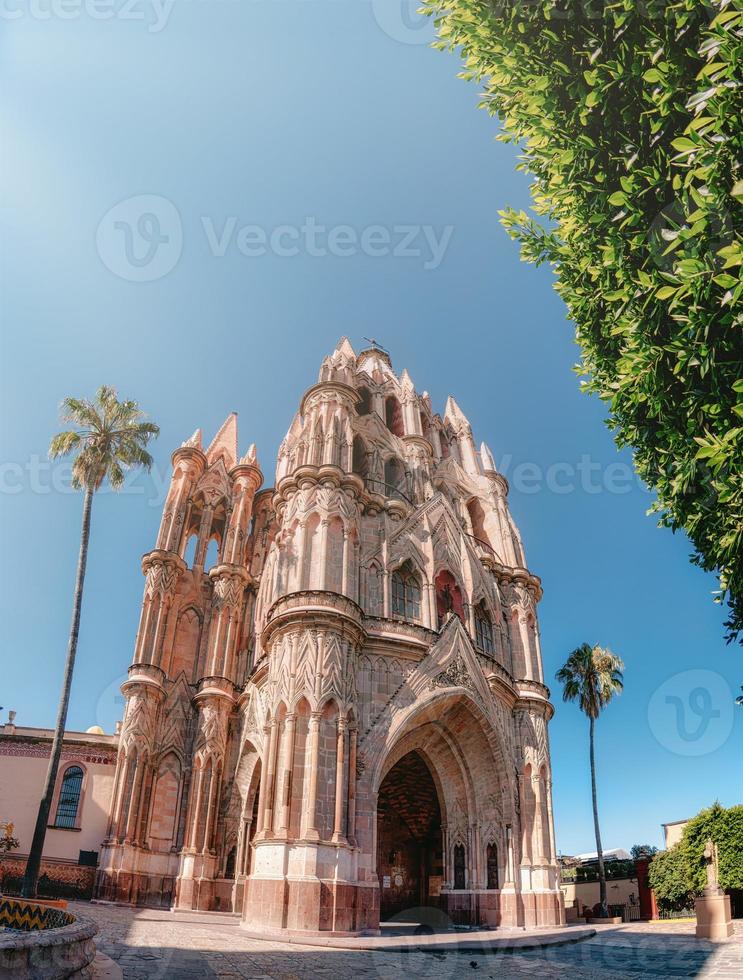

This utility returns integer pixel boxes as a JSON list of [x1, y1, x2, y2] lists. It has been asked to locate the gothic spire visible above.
[[206, 413, 238, 467], [480, 441, 497, 473], [182, 428, 203, 449]]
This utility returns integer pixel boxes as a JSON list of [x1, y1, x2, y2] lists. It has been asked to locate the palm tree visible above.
[[22, 386, 158, 898], [556, 643, 624, 918]]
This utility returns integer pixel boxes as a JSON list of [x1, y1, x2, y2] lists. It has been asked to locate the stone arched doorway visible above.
[[376, 750, 444, 921], [369, 686, 519, 929]]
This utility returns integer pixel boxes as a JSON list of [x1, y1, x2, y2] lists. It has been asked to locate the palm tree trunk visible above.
[[589, 715, 607, 917], [22, 487, 94, 898]]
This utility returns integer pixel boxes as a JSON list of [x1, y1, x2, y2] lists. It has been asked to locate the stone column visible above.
[[347, 726, 358, 846], [204, 767, 221, 853], [341, 529, 350, 596], [188, 767, 204, 850], [262, 720, 280, 835], [504, 824, 515, 885], [223, 458, 262, 567], [519, 773, 532, 891], [544, 775, 557, 867], [156, 445, 204, 554], [206, 566, 247, 680], [124, 756, 145, 843], [255, 726, 271, 835], [303, 712, 321, 841], [531, 773, 547, 865], [465, 601, 476, 638], [425, 583, 436, 630], [318, 519, 330, 589], [471, 823, 481, 888], [135, 764, 155, 844], [278, 714, 297, 835], [297, 521, 310, 590], [112, 754, 131, 841], [193, 505, 214, 573], [135, 552, 183, 666], [236, 816, 248, 877], [332, 716, 347, 843], [517, 610, 533, 679]]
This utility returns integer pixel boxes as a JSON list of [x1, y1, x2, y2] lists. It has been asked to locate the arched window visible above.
[[204, 538, 219, 570], [182, 534, 197, 568], [54, 765, 84, 828], [225, 846, 237, 880], [467, 498, 491, 548], [391, 562, 422, 621], [475, 600, 494, 656], [487, 842, 499, 889], [384, 456, 406, 497], [385, 396, 404, 437], [434, 570, 464, 627], [357, 387, 372, 416], [352, 436, 368, 480]]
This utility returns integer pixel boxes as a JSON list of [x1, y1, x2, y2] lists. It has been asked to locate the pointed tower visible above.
[[95, 413, 263, 912], [444, 395, 480, 475], [244, 339, 366, 933]]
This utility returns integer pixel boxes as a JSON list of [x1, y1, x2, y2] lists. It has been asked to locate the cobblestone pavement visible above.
[[73, 904, 743, 980]]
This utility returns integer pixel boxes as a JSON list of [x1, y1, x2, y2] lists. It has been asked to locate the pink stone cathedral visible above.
[[94, 339, 564, 934]]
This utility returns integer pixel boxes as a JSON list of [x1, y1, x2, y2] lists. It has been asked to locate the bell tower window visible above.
[[385, 396, 404, 437]]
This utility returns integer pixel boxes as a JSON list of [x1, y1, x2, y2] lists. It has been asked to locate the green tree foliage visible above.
[[424, 0, 742, 640], [631, 844, 659, 859], [648, 845, 696, 911], [682, 801, 743, 891], [648, 802, 743, 909]]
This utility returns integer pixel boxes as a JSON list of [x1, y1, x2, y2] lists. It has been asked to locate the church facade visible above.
[[94, 340, 564, 934]]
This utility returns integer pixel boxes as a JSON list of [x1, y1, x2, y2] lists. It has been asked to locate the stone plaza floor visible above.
[[74, 902, 743, 980]]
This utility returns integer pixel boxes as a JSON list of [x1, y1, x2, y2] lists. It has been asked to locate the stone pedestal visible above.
[[695, 893, 733, 941]]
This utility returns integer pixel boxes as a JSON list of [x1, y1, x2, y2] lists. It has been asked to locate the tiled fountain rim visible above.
[[0, 911, 97, 951], [0, 904, 98, 979]]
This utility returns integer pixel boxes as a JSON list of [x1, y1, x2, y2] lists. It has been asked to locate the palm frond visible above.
[[48, 430, 82, 459], [50, 388, 159, 492], [555, 642, 623, 719]]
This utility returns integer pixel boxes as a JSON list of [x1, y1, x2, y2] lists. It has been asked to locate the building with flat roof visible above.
[[0, 719, 118, 898]]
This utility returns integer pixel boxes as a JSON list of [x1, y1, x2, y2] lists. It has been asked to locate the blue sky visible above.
[[1, 2, 740, 856]]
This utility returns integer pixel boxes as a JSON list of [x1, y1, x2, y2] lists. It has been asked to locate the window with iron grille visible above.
[[54, 765, 83, 828]]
